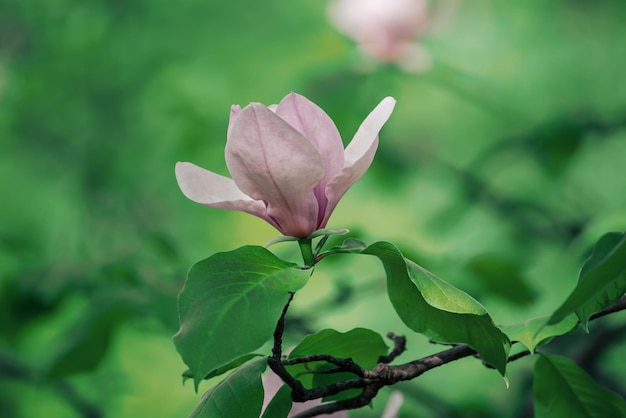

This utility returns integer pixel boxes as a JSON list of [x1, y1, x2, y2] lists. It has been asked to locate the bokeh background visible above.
[[1, 0, 626, 417]]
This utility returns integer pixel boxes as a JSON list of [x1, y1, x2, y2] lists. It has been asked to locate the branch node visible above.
[[378, 332, 407, 364]]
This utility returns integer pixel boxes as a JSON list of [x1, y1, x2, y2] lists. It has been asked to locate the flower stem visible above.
[[298, 238, 315, 268]]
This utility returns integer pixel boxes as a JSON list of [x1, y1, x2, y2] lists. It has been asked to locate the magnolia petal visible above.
[[227, 104, 242, 138], [323, 96, 396, 224], [175, 162, 279, 228], [226, 103, 325, 237], [275, 93, 345, 184], [275, 93, 345, 225]]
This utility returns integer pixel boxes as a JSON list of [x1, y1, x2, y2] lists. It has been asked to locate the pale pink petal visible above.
[[275, 93, 345, 223], [175, 162, 279, 229], [275, 93, 344, 178], [381, 390, 404, 418], [261, 371, 283, 412], [225, 104, 325, 237], [227, 105, 241, 138], [323, 96, 396, 224]]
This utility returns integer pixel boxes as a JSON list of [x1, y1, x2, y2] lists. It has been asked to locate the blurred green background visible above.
[[1, 0, 626, 417]]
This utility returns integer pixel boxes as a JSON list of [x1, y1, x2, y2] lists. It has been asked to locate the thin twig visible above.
[[283, 355, 366, 377], [272, 292, 295, 359], [590, 295, 626, 321], [378, 332, 407, 364]]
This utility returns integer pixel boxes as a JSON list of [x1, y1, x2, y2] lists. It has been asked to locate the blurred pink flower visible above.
[[327, 0, 431, 71], [176, 93, 395, 238]]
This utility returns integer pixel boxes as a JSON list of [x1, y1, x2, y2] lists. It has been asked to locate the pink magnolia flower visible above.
[[327, 0, 431, 71], [176, 93, 395, 238]]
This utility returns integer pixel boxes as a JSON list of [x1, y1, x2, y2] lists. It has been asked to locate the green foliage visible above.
[[189, 357, 267, 418], [549, 232, 626, 328], [465, 253, 537, 306], [287, 328, 389, 401], [174, 246, 311, 389], [362, 242, 511, 376], [504, 314, 578, 353], [46, 301, 133, 378], [533, 354, 626, 418]]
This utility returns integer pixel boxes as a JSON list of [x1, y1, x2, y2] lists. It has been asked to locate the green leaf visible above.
[[534, 354, 626, 418], [182, 353, 264, 384], [548, 232, 626, 329], [287, 328, 389, 401], [261, 384, 292, 418], [174, 246, 311, 389], [190, 357, 267, 418], [362, 241, 511, 376], [504, 313, 578, 353]]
